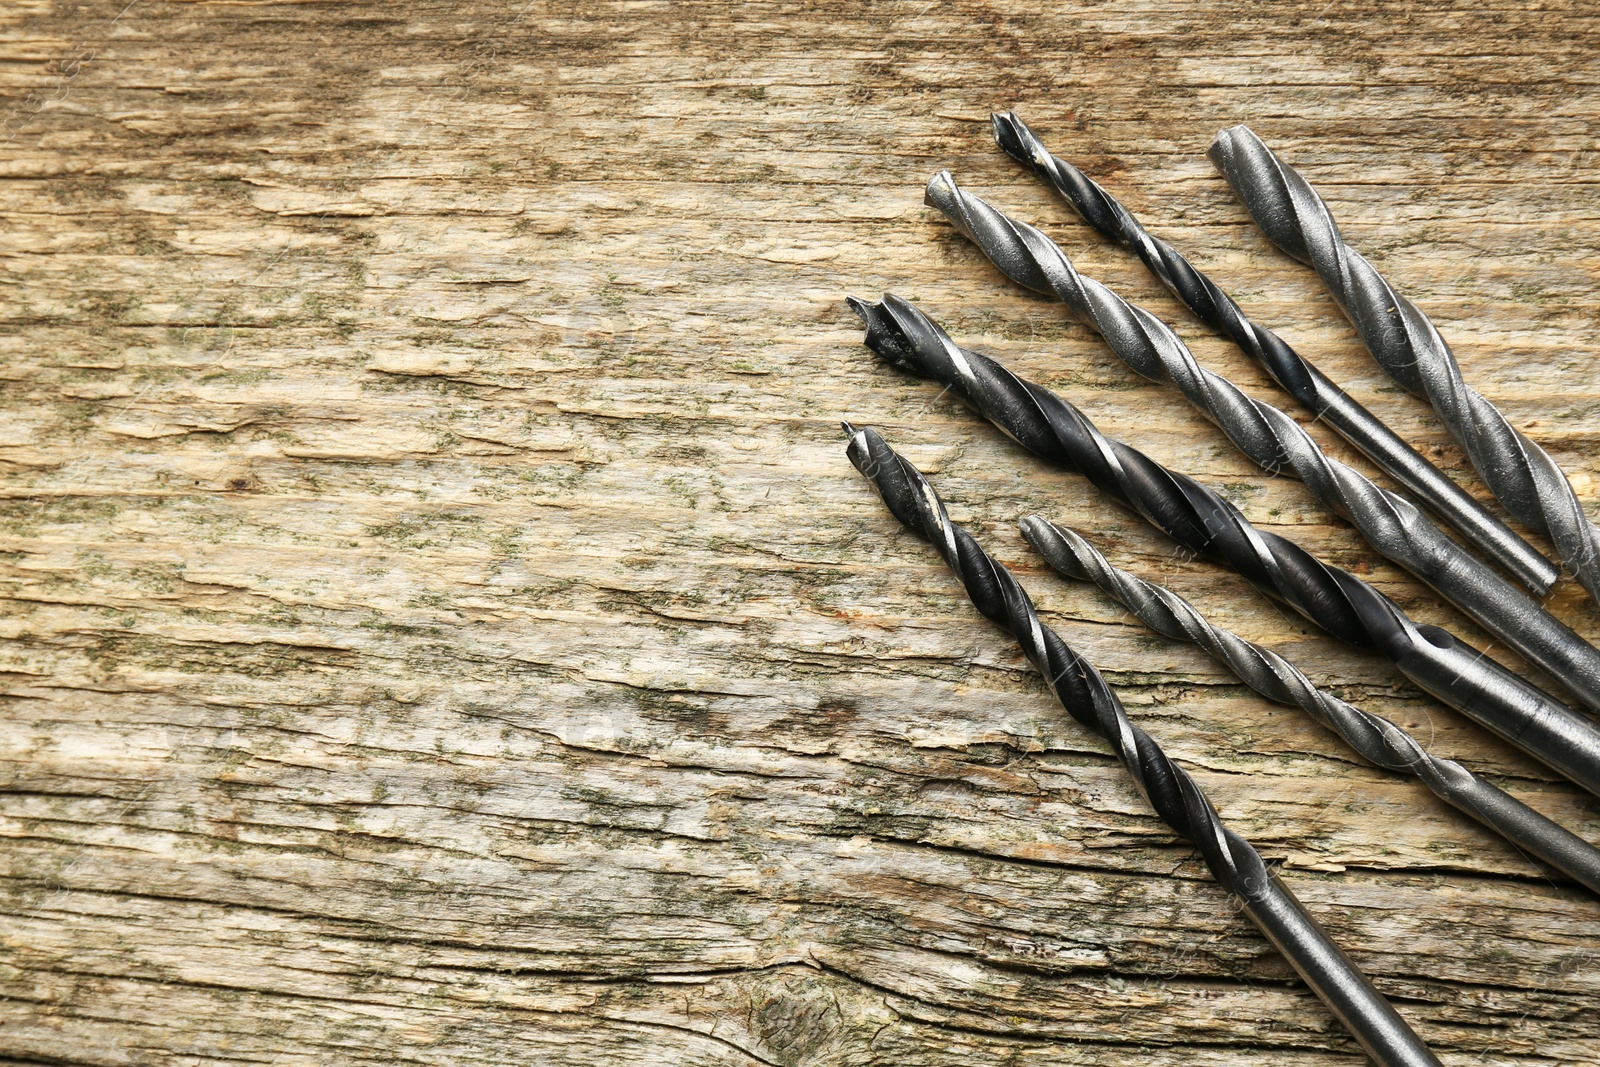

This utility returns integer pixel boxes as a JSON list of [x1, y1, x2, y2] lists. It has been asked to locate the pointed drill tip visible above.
[[1206, 128, 1235, 166], [850, 292, 894, 330], [1019, 516, 1094, 580], [923, 169, 958, 207], [1018, 514, 1053, 546], [991, 111, 1027, 149], [1209, 123, 1261, 158], [855, 295, 924, 375], [842, 422, 880, 477]]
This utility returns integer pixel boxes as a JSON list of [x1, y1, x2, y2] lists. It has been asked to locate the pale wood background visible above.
[[2, 2, 1599, 1064]]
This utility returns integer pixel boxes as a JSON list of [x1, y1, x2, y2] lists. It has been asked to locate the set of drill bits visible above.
[[840, 115, 1600, 1067]]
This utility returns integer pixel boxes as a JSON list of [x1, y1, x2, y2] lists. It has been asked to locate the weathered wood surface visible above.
[[3, 2, 1599, 1063]]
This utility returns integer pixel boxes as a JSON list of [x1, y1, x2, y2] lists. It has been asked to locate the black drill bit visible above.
[[1208, 124, 1600, 603], [1020, 516, 1600, 896], [849, 293, 1600, 800], [919, 173, 1600, 719], [988, 111, 1557, 597], [843, 422, 1444, 1067]]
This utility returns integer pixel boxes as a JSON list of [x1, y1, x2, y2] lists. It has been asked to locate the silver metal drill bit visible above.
[[1208, 124, 1600, 603], [849, 294, 1600, 800], [989, 111, 1558, 596], [1020, 516, 1600, 896], [920, 172, 1600, 718], [843, 422, 1444, 1067]]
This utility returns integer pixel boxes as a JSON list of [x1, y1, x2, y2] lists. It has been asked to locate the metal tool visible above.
[[843, 421, 1444, 1067], [849, 293, 1600, 799], [921, 171, 1600, 718], [1022, 516, 1600, 895], [988, 110, 1557, 596], [1208, 123, 1600, 603]]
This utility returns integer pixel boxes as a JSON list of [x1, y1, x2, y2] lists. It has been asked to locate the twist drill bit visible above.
[[1020, 517, 1600, 896], [919, 174, 1600, 718], [849, 294, 1600, 800], [989, 111, 1557, 596], [1208, 125, 1600, 603], [843, 422, 1443, 1067]]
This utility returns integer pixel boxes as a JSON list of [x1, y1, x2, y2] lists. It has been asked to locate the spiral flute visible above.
[[850, 293, 1600, 799], [1020, 516, 1600, 895], [921, 173, 1600, 717], [844, 422, 1442, 1067], [989, 111, 1557, 596], [1208, 125, 1600, 603]]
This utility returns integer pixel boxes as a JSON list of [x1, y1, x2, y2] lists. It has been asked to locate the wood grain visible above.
[[2, 2, 1599, 1063]]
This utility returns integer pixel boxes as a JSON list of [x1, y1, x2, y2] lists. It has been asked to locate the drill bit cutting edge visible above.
[[1208, 124, 1600, 604], [988, 110, 1558, 597], [843, 422, 1444, 1067], [920, 171, 1600, 718]]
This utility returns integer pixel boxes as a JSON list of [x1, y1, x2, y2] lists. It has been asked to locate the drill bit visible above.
[[843, 422, 1444, 1067], [988, 111, 1557, 597], [849, 293, 1600, 800], [919, 173, 1600, 719], [1020, 516, 1600, 896], [1208, 124, 1600, 603]]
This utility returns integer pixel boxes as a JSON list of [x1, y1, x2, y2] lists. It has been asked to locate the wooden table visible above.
[[3, 2, 1598, 1063]]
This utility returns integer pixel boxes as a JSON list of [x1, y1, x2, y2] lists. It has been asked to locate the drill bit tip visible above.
[[924, 169, 959, 205], [1018, 515, 1093, 579], [991, 110, 1048, 167]]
